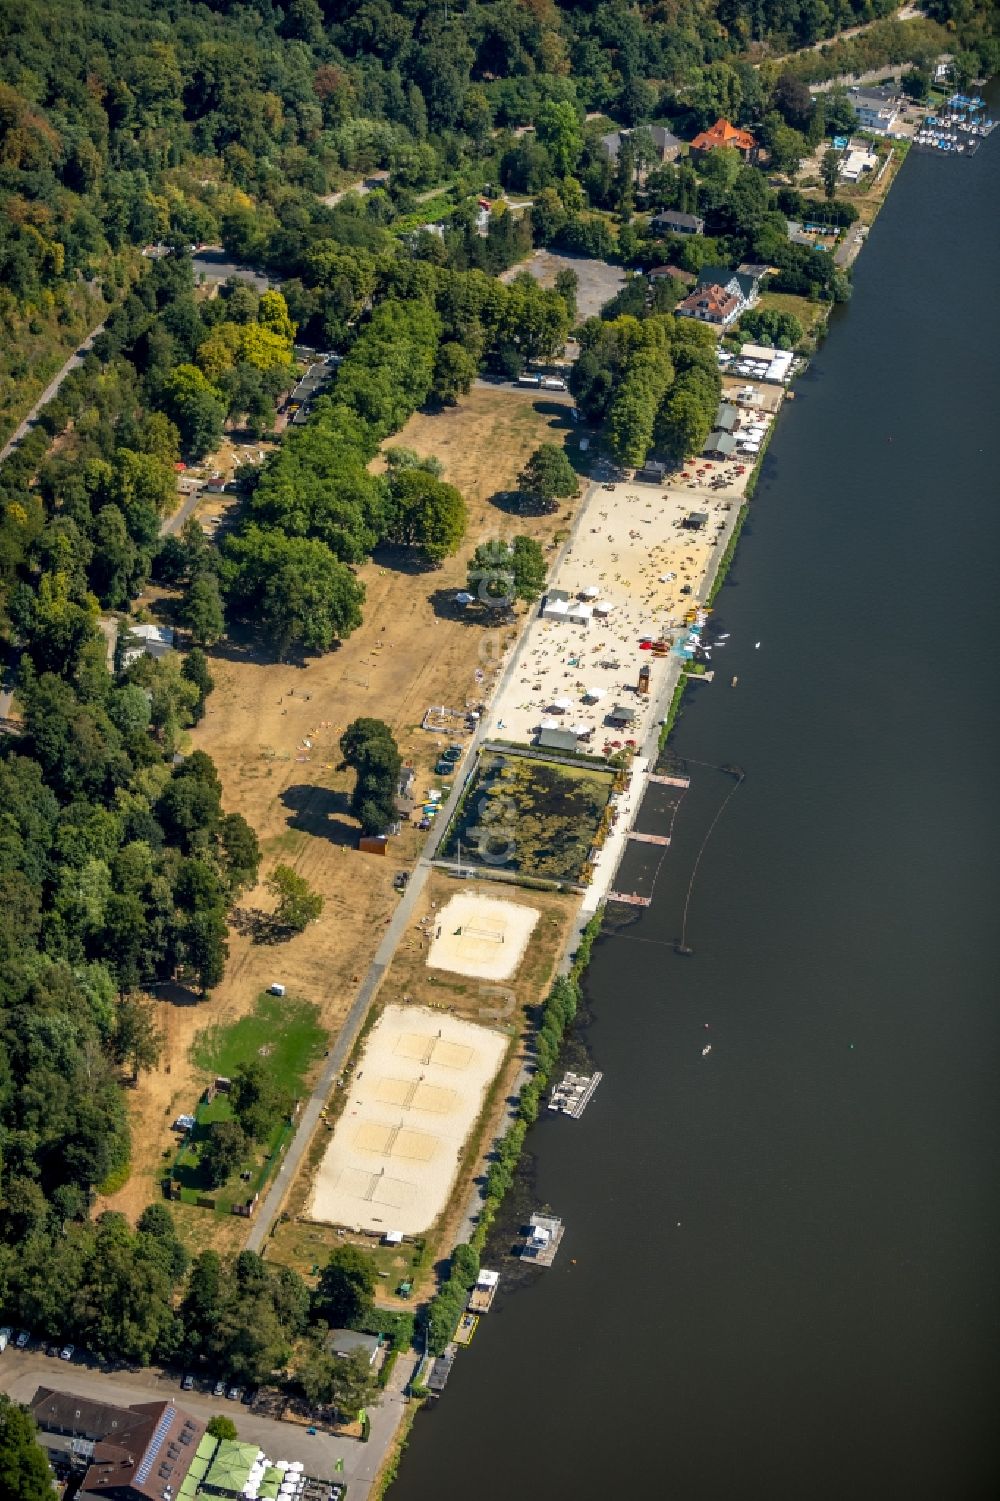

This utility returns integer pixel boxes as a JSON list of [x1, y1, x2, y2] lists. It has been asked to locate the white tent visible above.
[[581, 584, 600, 598], [593, 600, 614, 615], [551, 697, 573, 712], [584, 686, 604, 701], [571, 723, 590, 736], [289, 1464, 304, 1473]]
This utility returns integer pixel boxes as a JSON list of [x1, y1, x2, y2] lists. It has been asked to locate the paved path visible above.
[[0, 317, 107, 465]]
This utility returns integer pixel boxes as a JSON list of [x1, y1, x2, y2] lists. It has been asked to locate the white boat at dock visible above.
[[548, 1070, 603, 1118]]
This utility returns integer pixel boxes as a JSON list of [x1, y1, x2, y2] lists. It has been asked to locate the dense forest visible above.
[[0, 0, 996, 1383]]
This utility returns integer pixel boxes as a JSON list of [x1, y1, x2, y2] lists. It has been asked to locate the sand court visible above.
[[307, 1004, 507, 1233], [426, 893, 540, 981]]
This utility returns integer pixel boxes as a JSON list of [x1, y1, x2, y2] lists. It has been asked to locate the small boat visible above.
[[754, 641, 761, 649], [702, 1044, 712, 1057], [731, 675, 738, 687]]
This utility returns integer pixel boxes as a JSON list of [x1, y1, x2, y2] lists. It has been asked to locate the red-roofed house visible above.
[[674, 282, 743, 328], [689, 118, 757, 162]]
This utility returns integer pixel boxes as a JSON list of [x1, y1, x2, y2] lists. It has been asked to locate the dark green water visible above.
[[394, 125, 1000, 1500]]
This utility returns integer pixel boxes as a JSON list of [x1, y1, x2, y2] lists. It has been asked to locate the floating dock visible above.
[[521, 1213, 564, 1267], [453, 1312, 478, 1346], [468, 1269, 500, 1313], [608, 890, 651, 907], [628, 830, 670, 846], [647, 772, 691, 788], [548, 1071, 603, 1118]]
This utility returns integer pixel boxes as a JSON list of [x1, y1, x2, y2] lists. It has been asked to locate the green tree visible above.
[[111, 994, 163, 1082], [200, 1119, 249, 1188], [229, 1061, 289, 1144], [180, 573, 225, 646], [206, 1416, 238, 1441], [431, 341, 477, 405], [314, 1244, 377, 1327], [468, 536, 547, 606], [518, 444, 579, 510], [340, 717, 401, 835], [821, 149, 840, 201], [385, 468, 467, 565], [0, 1396, 56, 1501], [161, 365, 226, 459], [536, 100, 583, 177], [266, 864, 324, 932], [329, 1347, 379, 1419]]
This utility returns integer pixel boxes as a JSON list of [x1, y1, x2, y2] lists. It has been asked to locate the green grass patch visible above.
[[758, 290, 828, 339], [192, 992, 327, 1094]]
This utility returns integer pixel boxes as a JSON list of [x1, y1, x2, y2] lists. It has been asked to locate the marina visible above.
[[913, 93, 996, 153], [548, 1071, 603, 1118]]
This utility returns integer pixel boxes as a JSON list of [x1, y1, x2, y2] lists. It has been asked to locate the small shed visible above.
[[120, 622, 175, 668], [608, 703, 636, 726], [359, 835, 388, 855], [703, 430, 737, 459], [538, 727, 580, 753], [714, 402, 740, 433], [327, 1329, 382, 1365], [682, 511, 710, 531]]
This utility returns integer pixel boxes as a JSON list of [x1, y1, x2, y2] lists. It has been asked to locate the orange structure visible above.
[[689, 117, 757, 160]]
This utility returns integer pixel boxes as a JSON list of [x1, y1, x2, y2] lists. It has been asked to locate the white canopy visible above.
[[571, 723, 590, 736], [584, 686, 604, 701], [551, 697, 573, 711], [289, 1463, 304, 1472], [581, 584, 600, 598], [539, 717, 560, 731], [593, 600, 614, 614]]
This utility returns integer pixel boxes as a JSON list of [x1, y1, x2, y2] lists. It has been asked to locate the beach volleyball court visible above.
[[307, 1004, 506, 1233], [426, 892, 540, 981]]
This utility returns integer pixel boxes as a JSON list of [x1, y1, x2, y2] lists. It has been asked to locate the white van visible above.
[[0, 1328, 11, 1351], [541, 376, 567, 391]]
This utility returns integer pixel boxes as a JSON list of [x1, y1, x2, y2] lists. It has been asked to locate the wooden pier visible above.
[[647, 773, 690, 788], [608, 890, 651, 907], [627, 830, 670, 846], [548, 1071, 603, 1118]]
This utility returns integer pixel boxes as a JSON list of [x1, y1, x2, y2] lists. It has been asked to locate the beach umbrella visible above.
[[289, 1464, 304, 1473]]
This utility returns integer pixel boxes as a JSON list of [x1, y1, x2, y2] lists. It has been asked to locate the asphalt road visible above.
[[0, 316, 108, 465]]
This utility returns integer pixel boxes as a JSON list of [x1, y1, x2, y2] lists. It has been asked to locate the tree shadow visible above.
[[144, 981, 202, 1008], [371, 542, 440, 577], [280, 782, 359, 847], [488, 487, 560, 518], [207, 619, 323, 668]]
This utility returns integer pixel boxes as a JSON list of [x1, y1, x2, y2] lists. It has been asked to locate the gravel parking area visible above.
[[502, 249, 626, 322]]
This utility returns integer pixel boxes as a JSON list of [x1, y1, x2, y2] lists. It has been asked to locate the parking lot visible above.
[[500, 248, 626, 323]]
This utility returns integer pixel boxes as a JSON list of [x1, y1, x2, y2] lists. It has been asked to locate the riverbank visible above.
[[390, 92, 1000, 1501]]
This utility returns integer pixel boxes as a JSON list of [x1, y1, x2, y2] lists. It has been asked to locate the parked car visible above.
[[226, 1387, 242, 1403], [0, 1327, 12, 1351], [241, 1389, 255, 1406], [181, 1374, 195, 1391], [213, 1380, 226, 1398], [15, 1331, 30, 1349], [59, 1345, 75, 1361]]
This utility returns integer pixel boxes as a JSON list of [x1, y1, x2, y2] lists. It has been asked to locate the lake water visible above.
[[393, 121, 1000, 1500]]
